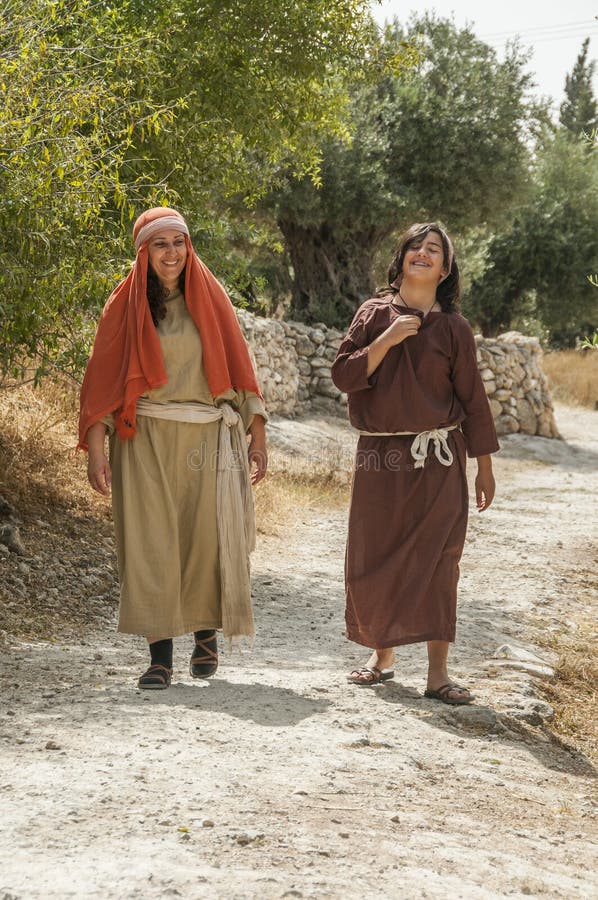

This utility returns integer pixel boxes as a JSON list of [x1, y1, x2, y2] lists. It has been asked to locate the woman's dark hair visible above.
[[147, 264, 186, 325], [378, 222, 461, 313]]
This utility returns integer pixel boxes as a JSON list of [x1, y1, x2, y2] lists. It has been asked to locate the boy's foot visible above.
[[424, 683, 475, 705], [347, 666, 395, 686]]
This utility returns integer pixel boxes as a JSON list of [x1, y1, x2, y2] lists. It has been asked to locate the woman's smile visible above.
[[148, 229, 188, 289]]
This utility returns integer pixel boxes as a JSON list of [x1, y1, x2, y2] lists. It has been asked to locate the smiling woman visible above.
[[148, 231, 188, 289], [78, 207, 268, 690], [147, 230, 189, 326]]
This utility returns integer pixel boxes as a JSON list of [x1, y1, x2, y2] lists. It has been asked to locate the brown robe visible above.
[[331, 297, 499, 649]]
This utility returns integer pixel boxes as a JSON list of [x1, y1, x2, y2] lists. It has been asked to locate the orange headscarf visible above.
[[77, 207, 262, 451]]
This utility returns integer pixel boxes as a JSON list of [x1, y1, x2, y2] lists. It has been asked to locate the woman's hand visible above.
[[247, 416, 267, 485], [475, 455, 495, 511], [87, 450, 112, 496], [86, 422, 111, 496], [367, 315, 421, 376]]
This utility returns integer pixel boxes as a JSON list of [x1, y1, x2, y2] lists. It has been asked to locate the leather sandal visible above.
[[347, 666, 395, 686], [424, 683, 475, 705], [190, 630, 218, 679], [138, 664, 172, 690]]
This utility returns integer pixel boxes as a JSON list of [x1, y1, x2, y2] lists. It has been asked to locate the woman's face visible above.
[[402, 231, 447, 283], [147, 228, 188, 290]]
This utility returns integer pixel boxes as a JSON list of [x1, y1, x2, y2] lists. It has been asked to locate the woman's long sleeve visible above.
[[234, 390, 268, 432], [100, 413, 116, 437]]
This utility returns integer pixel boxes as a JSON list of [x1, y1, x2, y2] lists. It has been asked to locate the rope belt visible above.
[[358, 423, 459, 469], [136, 397, 255, 643]]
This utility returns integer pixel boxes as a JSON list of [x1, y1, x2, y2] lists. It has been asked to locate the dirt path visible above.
[[1, 404, 597, 899]]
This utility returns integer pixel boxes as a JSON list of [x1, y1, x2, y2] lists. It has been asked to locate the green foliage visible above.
[[580, 275, 598, 349], [464, 132, 598, 344], [122, 0, 387, 207], [130, 1, 414, 312], [560, 38, 598, 138], [580, 332, 598, 350], [0, 0, 184, 382], [270, 14, 544, 326], [0, 0, 384, 382]]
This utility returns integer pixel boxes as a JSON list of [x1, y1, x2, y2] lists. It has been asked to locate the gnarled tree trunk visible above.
[[278, 219, 385, 329]]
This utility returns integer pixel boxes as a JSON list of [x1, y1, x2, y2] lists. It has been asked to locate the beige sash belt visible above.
[[136, 398, 255, 643], [358, 423, 459, 469]]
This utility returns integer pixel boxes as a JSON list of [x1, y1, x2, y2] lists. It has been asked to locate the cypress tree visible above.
[[559, 38, 598, 137]]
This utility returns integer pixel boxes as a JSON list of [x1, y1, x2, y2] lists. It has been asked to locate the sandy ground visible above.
[[1, 403, 597, 900]]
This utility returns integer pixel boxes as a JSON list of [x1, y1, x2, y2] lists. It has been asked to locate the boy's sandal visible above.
[[190, 631, 218, 679], [138, 664, 172, 690], [424, 683, 475, 705], [347, 666, 395, 686]]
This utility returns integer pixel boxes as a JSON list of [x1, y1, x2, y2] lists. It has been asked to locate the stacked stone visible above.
[[281, 321, 346, 414], [236, 307, 559, 438], [475, 332, 559, 438], [236, 309, 300, 417]]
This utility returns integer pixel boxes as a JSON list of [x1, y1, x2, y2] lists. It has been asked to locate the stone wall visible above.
[[237, 309, 559, 438], [475, 332, 559, 438]]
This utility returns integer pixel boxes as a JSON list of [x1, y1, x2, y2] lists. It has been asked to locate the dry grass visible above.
[[254, 449, 350, 535], [0, 377, 107, 518], [539, 616, 598, 765], [542, 349, 598, 408], [0, 378, 116, 641]]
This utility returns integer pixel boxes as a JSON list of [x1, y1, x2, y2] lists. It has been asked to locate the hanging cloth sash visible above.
[[136, 397, 255, 643]]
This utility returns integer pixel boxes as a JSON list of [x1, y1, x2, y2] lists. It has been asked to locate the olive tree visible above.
[[269, 15, 542, 327], [0, 0, 387, 382]]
